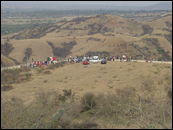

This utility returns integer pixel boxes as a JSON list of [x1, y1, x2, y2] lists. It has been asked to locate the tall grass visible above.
[[1, 87, 172, 129]]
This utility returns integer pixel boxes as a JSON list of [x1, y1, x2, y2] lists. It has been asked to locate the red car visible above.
[[83, 60, 90, 65]]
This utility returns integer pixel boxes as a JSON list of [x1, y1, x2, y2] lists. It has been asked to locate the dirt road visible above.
[[1, 60, 172, 71]]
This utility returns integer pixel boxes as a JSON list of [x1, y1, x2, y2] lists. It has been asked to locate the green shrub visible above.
[[81, 92, 96, 111]]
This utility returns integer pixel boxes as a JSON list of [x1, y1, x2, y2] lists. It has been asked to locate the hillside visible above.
[[1, 61, 172, 128], [1, 55, 17, 67], [1, 13, 172, 64]]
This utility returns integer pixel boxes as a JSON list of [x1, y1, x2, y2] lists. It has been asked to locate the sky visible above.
[[2, 1, 172, 10]]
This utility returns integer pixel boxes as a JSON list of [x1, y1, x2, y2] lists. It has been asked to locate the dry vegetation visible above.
[[1, 10, 172, 129], [1, 61, 172, 129], [1, 13, 172, 64], [1, 67, 32, 85]]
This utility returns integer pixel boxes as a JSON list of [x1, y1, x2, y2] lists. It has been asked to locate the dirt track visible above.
[[1, 60, 172, 71]]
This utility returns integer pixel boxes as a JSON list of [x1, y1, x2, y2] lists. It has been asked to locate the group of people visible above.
[[66, 55, 132, 63], [102, 55, 132, 62], [67, 56, 84, 63], [28, 54, 153, 68], [29, 57, 59, 68]]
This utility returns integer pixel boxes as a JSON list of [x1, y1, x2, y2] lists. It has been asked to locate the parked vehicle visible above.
[[83, 60, 90, 65], [89, 56, 101, 63], [101, 59, 107, 64]]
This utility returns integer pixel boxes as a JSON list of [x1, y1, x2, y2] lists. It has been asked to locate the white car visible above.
[[89, 56, 101, 63]]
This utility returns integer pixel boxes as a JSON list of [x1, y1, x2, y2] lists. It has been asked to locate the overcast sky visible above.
[[2, 1, 171, 6], [2, 1, 172, 10]]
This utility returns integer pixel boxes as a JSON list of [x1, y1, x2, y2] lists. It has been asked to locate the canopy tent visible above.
[[47, 57, 57, 61]]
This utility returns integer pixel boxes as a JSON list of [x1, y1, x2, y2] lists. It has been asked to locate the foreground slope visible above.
[[1, 61, 172, 128]]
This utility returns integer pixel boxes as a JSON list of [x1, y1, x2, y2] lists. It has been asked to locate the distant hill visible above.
[[1, 13, 172, 64], [2, 1, 172, 11]]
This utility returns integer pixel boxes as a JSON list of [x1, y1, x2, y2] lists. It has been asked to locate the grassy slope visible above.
[[1, 62, 172, 128], [1, 55, 16, 67], [2, 62, 171, 105], [1, 14, 172, 63]]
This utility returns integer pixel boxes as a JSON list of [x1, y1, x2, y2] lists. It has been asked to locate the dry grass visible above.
[[1, 85, 13, 91], [43, 70, 52, 74], [1, 62, 172, 129], [2, 14, 171, 63], [1, 68, 32, 84], [1, 87, 171, 129]]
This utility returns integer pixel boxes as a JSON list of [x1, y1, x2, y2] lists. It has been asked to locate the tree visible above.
[[23, 48, 32, 63], [1, 39, 14, 56]]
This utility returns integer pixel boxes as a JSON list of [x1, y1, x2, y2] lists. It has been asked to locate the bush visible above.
[[23, 48, 32, 63], [1, 69, 21, 84], [25, 73, 32, 80], [1, 41, 14, 56], [142, 24, 153, 35], [63, 89, 72, 97], [168, 88, 172, 99], [57, 89, 75, 103], [58, 94, 66, 102], [43, 70, 51, 74], [1, 85, 13, 91], [1, 87, 172, 129], [1, 67, 32, 84], [81, 92, 96, 111]]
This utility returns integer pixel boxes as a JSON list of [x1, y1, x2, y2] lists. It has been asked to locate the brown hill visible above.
[[1, 14, 172, 64]]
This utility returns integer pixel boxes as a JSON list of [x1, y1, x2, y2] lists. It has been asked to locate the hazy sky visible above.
[[2, 1, 171, 6], [2, 1, 172, 10]]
